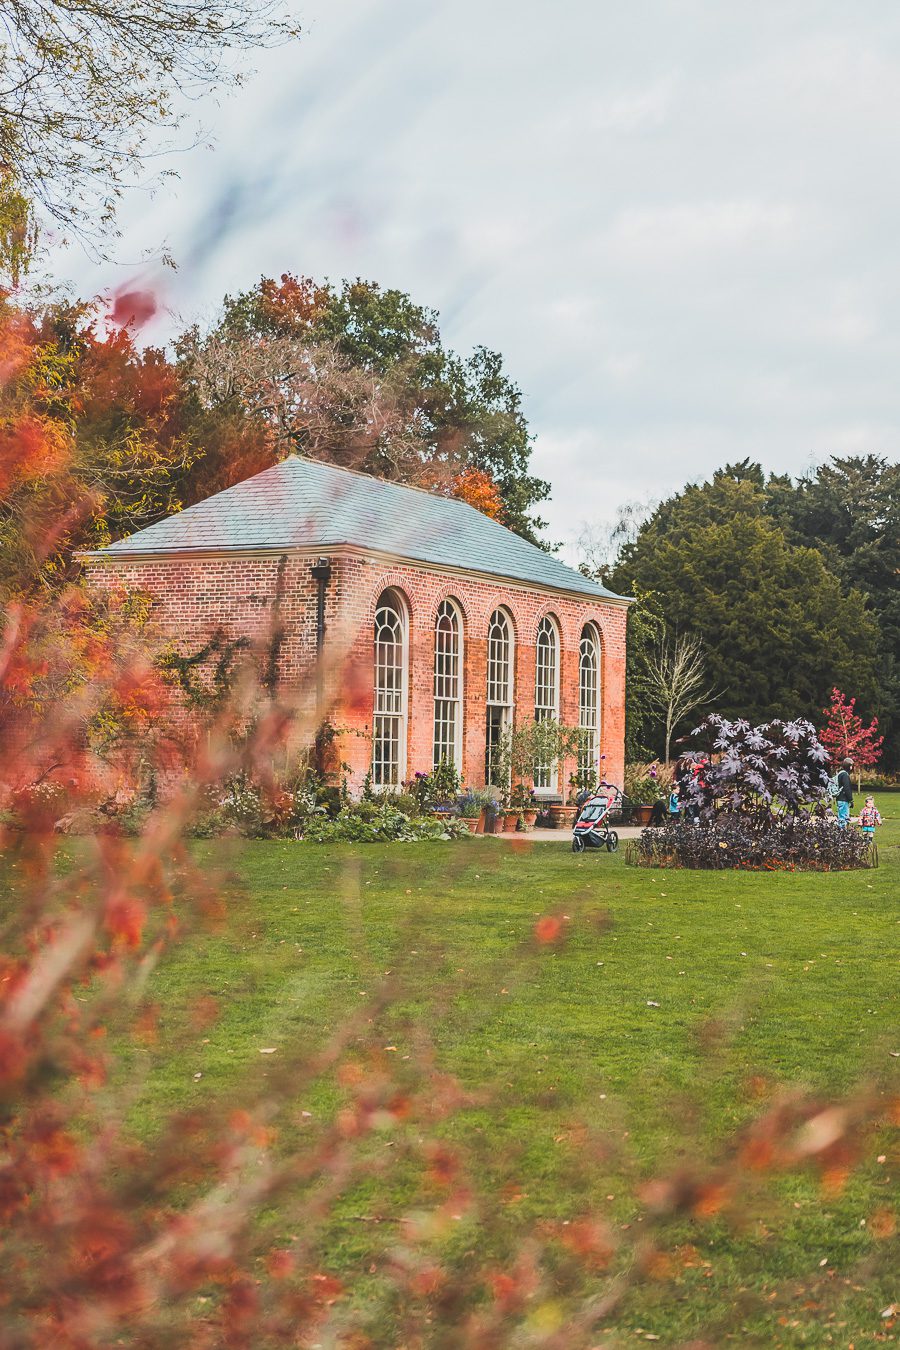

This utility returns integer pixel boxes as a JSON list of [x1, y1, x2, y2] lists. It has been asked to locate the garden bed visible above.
[[628, 816, 877, 870]]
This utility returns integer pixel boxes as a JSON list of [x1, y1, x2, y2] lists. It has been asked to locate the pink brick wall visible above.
[[84, 549, 628, 794]]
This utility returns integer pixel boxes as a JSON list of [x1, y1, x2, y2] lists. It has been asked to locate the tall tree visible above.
[[177, 275, 550, 542], [767, 456, 900, 761], [0, 286, 547, 596], [0, 298, 201, 594], [608, 466, 880, 730], [0, 0, 298, 263]]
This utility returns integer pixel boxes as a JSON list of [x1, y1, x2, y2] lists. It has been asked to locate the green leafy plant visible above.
[[301, 803, 469, 843], [408, 761, 461, 812], [623, 764, 665, 805], [456, 788, 494, 819], [491, 721, 591, 802]]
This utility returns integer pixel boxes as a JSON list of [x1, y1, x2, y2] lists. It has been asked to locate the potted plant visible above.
[[456, 789, 485, 834], [510, 782, 538, 829], [410, 761, 462, 819], [623, 763, 664, 826], [547, 785, 578, 829], [547, 767, 592, 828]]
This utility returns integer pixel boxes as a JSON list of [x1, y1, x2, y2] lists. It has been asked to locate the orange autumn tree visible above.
[[0, 299, 75, 590], [0, 294, 269, 596], [451, 465, 505, 520]]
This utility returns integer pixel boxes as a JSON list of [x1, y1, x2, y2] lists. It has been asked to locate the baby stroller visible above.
[[571, 784, 621, 853]]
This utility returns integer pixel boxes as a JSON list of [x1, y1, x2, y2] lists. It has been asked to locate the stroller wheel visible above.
[[572, 834, 585, 853], [606, 831, 619, 853]]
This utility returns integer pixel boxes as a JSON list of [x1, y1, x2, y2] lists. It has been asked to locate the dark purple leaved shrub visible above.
[[675, 715, 832, 823], [634, 814, 873, 870], [633, 716, 872, 870]]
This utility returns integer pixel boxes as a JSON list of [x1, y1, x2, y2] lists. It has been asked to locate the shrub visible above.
[[633, 814, 874, 870], [300, 802, 469, 843], [635, 716, 873, 869], [676, 715, 831, 822], [456, 791, 484, 819], [624, 761, 671, 803], [407, 761, 461, 811]]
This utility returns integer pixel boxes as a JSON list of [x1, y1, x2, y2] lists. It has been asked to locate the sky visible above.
[[54, 0, 900, 558]]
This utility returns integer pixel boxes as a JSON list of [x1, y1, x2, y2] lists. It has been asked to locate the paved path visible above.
[[481, 825, 644, 842]]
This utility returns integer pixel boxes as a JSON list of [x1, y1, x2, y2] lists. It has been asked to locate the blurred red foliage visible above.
[[0, 300, 896, 1348]]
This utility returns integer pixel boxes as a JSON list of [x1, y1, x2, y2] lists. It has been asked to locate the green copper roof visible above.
[[94, 456, 627, 602]]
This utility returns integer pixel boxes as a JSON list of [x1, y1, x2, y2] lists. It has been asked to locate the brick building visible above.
[[83, 456, 631, 796]]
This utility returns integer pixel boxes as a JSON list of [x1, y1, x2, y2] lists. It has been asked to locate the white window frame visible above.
[[578, 623, 601, 780], [433, 598, 464, 771], [372, 589, 409, 788], [485, 607, 514, 786], [533, 615, 560, 792]]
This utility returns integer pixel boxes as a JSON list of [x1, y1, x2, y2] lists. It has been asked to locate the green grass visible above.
[[124, 802, 900, 1345]]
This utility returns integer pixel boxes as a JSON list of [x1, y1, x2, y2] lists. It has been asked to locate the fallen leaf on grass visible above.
[[646, 1001, 660, 1008], [259, 1048, 277, 1054]]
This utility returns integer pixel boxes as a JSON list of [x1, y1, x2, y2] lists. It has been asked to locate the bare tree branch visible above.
[[0, 0, 299, 254], [644, 630, 717, 763]]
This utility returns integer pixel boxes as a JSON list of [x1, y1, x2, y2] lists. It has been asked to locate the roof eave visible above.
[[77, 541, 633, 606]]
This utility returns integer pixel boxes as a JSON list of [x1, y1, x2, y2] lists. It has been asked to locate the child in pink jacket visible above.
[[858, 796, 882, 839]]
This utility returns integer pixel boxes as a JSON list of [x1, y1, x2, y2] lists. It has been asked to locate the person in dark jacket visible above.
[[835, 757, 854, 828]]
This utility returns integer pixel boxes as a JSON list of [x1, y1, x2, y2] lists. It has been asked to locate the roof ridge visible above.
[[285, 452, 505, 522]]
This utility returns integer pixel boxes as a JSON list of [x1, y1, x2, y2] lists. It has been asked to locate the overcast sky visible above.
[[55, 0, 900, 555]]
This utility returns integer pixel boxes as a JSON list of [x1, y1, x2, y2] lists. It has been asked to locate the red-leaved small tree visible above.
[[819, 687, 884, 790]]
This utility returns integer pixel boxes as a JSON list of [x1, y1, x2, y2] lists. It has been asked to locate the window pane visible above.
[[373, 594, 406, 785], [433, 601, 462, 770], [578, 626, 600, 778], [534, 617, 559, 789], [485, 610, 513, 786], [487, 610, 512, 706]]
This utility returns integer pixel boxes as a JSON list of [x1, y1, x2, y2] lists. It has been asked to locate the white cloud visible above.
[[47, 0, 900, 537], [605, 200, 802, 267]]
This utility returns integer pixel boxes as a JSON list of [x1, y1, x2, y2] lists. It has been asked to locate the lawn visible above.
[[124, 802, 900, 1346]]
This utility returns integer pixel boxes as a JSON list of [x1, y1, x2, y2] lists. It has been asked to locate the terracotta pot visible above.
[[474, 809, 487, 835], [635, 803, 654, 826], [548, 805, 577, 828], [460, 816, 479, 834], [504, 811, 520, 832], [523, 809, 538, 828]]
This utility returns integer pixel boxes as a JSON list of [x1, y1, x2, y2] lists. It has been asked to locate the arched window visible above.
[[433, 599, 463, 771], [373, 589, 408, 787], [485, 608, 514, 784], [533, 615, 560, 790], [579, 624, 601, 779]]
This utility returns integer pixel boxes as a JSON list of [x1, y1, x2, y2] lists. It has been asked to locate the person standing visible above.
[[858, 795, 882, 840], [835, 757, 854, 828]]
